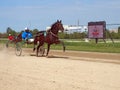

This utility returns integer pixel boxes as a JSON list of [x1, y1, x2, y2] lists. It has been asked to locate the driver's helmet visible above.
[[25, 27, 29, 32], [9, 34, 11, 36]]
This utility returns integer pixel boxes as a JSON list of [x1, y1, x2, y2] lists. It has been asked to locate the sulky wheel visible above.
[[15, 43, 22, 56], [37, 45, 45, 57]]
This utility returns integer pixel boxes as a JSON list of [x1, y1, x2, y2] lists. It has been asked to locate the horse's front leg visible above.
[[56, 40, 66, 52], [60, 40, 65, 52], [46, 44, 50, 56]]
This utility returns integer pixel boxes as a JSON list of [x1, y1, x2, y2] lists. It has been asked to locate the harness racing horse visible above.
[[33, 20, 65, 56]]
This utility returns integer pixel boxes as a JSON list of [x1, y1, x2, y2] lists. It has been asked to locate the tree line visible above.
[[0, 27, 120, 39], [0, 27, 39, 38]]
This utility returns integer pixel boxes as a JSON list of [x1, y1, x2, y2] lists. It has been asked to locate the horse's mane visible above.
[[50, 21, 58, 30]]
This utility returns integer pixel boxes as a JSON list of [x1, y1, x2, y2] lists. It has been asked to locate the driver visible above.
[[22, 27, 32, 42], [8, 34, 14, 41]]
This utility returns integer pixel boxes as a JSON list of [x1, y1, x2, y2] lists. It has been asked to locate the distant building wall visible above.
[[109, 29, 118, 33], [46, 25, 88, 34]]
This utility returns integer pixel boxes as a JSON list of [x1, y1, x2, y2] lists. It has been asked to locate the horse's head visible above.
[[50, 20, 64, 34], [56, 20, 64, 32]]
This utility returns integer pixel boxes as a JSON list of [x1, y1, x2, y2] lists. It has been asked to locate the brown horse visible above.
[[33, 20, 65, 56]]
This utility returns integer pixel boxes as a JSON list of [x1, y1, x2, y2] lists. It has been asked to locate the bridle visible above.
[[49, 30, 59, 38], [48, 20, 64, 38]]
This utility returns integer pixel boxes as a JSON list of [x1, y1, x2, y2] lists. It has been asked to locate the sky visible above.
[[0, 0, 120, 33]]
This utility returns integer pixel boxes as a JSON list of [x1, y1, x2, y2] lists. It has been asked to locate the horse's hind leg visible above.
[[36, 42, 45, 57], [36, 44, 40, 57], [33, 44, 37, 52], [33, 40, 37, 52]]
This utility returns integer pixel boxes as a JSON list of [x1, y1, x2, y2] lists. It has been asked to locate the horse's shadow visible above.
[[46, 55, 69, 59], [30, 54, 69, 59]]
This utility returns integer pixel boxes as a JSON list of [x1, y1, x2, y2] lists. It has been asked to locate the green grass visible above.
[[1, 39, 120, 53], [50, 41, 120, 53]]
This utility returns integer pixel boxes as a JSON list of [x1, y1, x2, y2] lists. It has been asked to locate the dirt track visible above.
[[0, 45, 120, 90]]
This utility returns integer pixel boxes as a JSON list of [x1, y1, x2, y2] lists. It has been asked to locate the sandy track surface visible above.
[[0, 45, 120, 90]]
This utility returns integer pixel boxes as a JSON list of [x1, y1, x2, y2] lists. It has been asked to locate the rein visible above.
[[49, 30, 58, 38]]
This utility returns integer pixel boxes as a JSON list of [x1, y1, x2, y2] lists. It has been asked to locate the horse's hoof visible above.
[[33, 48, 36, 51]]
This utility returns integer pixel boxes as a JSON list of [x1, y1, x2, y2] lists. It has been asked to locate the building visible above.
[[63, 25, 87, 34], [109, 29, 118, 33], [46, 25, 88, 34]]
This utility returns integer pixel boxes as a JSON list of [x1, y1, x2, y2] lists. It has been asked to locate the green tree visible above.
[[58, 32, 65, 39], [118, 26, 120, 33], [6, 27, 12, 34], [6, 27, 16, 35], [32, 29, 39, 36]]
